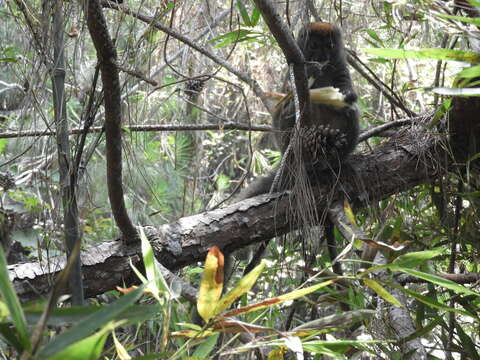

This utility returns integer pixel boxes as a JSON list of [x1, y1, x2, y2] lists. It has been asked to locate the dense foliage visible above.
[[0, 0, 479, 359]]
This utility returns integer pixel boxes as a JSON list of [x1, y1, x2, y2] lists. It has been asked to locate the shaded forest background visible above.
[[0, 0, 480, 359]]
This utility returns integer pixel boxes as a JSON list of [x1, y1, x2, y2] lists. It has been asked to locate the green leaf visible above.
[[293, 310, 376, 331], [431, 98, 452, 127], [236, 0, 252, 26], [364, 48, 480, 64], [0, 57, 18, 63], [25, 304, 160, 327], [210, 29, 262, 48], [394, 268, 479, 297], [363, 279, 402, 307], [214, 260, 266, 315], [303, 340, 387, 355], [437, 13, 480, 26], [36, 286, 144, 358], [168, 133, 194, 171], [365, 29, 384, 46], [303, 344, 346, 358], [391, 249, 443, 268], [0, 139, 8, 154], [250, 6, 261, 26], [458, 64, 480, 79], [222, 280, 334, 317], [0, 323, 24, 353], [139, 227, 170, 301], [0, 247, 31, 351], [45, 324, 111, 360], [215, 174, 231, 192], [368, 58, 389, 64], [454, 320, 480, 360], [191, 333, 220, 358], [388, 282, 474, 318]]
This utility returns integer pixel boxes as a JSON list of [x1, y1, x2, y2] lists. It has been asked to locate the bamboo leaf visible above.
[[437, 13, 480, 26], [236, 0, 252, 26], [222, 280, 334, 318], [45, 323, 112, 360], [365, 48, 480, 64], [393, 268, 479, 297], [251, 5, 261, 26], [363, 279, 402, 307], [37, 287, 144, 358], [197, 247, 224, 322], [388, 282, 474, 318], [139, 227, 170, 300], [458, 64, 480, 79], [191, 333, 220, 358], [391, 249, 443, 268], [214, 260, 266, 315], [0, 246, 30, 351]]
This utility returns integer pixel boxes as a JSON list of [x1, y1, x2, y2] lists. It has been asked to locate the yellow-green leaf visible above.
[[458, 64, 480, 79], [171, 329, 215, 338], [343, 199, 357, 226], [363, 279, 402, 307], [268, 347, 286, 360], [214, 260, 266, 315], [222, 280, 334, 318], [139, 227, 161, 300], [388, 282, 474, 318], [112, 330, 131, 360], [0, 246, 30, 351], [197, 247, 224, 322], [437, 13, 480, 27]]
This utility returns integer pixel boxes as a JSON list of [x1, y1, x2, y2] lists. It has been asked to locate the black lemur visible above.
[[221, 23, 359, 294], [238, 22, 359, 199]]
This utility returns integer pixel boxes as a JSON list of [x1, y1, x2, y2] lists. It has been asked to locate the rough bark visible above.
[[371, 252, 427, 360]]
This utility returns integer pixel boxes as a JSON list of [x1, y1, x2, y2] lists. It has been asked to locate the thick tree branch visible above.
[[371, 252, 427, 359], [9, 124, 445, 301], [252, 0, 310, 125], [82, 0, 137, 242]]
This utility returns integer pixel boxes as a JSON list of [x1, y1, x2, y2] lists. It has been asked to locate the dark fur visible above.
[[218, 24, 360, 307], [239, 22, 359, 199]]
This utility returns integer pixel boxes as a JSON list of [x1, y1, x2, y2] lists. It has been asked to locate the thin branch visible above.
[[347, 52, 417, 118], [359, 119, 413, 142], [101, 0, 274, 114], [116, 64, 158, 86], [252, 0, 310, 123], [0, 122, 274, 139]]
